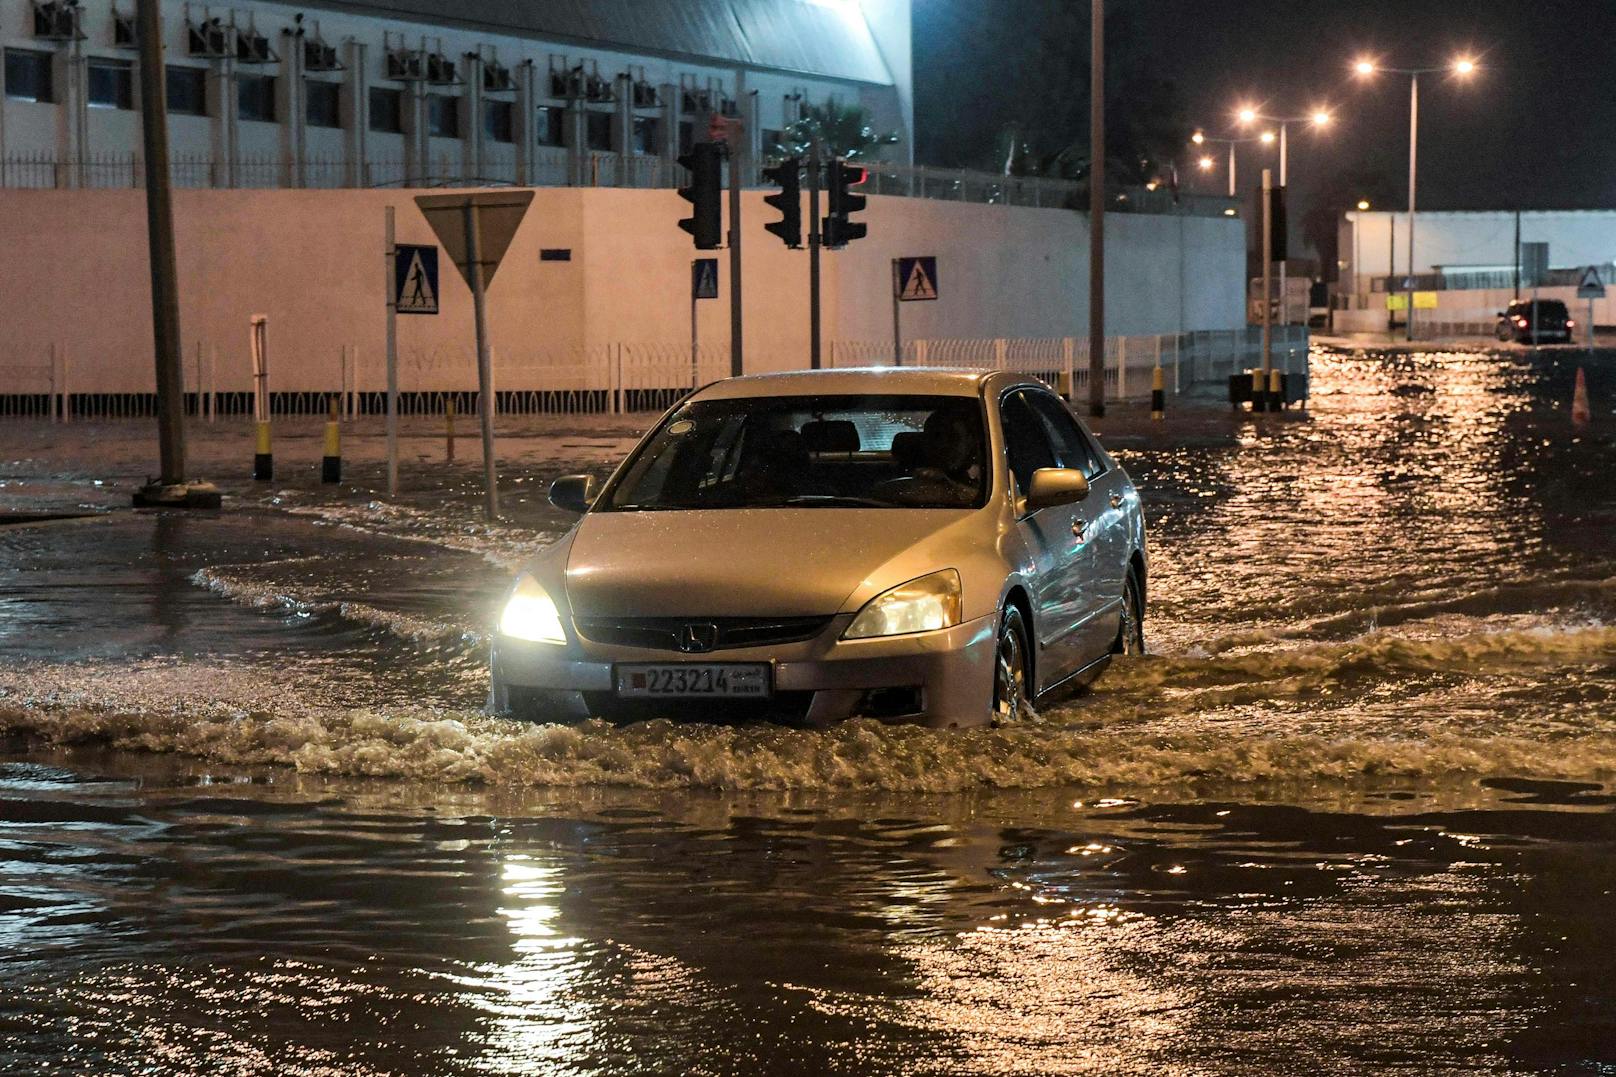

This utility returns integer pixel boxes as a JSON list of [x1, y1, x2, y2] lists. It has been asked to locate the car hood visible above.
[[563, 509, 975, 617]]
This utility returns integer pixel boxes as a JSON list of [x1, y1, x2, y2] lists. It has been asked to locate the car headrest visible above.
[[800, 419, 860, 454], [889, 430, 926, 469]]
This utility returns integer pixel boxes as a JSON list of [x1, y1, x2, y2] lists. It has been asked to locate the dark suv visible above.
[[1495, 298, 1574, 343]]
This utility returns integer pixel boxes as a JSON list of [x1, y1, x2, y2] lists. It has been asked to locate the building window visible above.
[[585, 110, 611, 151], [166, 66, 207, 116], [4, 48, 54, 103], [427, 93, 459, 138], [536, 105, 564, 147], [369, 86, 402, 133], [87, 58, 134, 110], [305, 80, 340, 128], [238, 73, 276, 123], [632, 116, 659, 155], [482, 98, 513, 144]]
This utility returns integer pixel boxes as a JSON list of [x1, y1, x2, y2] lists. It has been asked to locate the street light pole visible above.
[[1227, 141, 1235, 198], [1087, 0, 1105, 419], [136, 0, 184, 487], [1405, 72, 1419, 341]]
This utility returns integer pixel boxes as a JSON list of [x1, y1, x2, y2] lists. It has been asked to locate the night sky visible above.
[[913, 1, 1616, 255]]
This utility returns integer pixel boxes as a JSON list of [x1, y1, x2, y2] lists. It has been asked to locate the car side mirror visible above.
[[549, 474, 596, 514], [1024, 467, 1089, 511]]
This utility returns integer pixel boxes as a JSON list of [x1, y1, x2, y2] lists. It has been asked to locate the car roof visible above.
[[690, 367, 1006, 401]]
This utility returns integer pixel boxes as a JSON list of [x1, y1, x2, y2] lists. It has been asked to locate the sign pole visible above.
[[1261, 168, 1273, 406], [690, 259, 699, 389], [891, 260, 902, 365], [808, 148, 822, 370], [462, 200, 500, 520], [385, 206, 399, 498]]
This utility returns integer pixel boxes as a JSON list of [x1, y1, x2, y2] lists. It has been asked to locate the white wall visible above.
[[1346, 209, 1616, 288], [0, 187, 1246, 394]]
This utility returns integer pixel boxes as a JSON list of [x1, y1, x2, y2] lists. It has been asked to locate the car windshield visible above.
[[604, 393, 988, 511]]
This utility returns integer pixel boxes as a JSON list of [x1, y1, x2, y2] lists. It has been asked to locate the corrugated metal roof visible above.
[[300, 0, 894, 85]]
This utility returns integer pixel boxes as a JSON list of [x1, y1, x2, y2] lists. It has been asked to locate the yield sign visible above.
[[895, 256, 939, 301], [1577, 265, 1606, 299], [413, 190, 534, 289]]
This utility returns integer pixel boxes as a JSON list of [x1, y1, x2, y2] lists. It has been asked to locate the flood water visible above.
[[1, 344, 1614, 1074]]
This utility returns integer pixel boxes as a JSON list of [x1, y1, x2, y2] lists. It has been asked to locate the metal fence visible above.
[[1, 149, 1239, 216], [0, 328, 1307, 422]]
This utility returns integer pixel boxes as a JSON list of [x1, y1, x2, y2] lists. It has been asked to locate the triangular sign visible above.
[[1578, 265, 1605, 298], [901, 260, 938, 300], [399, 250, 436, 312], [414, 190, 534, 290]]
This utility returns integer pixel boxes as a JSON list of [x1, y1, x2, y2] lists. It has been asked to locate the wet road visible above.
[[1, 344, 1614, 1073]]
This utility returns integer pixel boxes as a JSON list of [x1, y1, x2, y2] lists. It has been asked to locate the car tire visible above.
[[1112, 567, 1146, 656], [992, 604, 1032, 725], [1495, 323, 1511, 342]]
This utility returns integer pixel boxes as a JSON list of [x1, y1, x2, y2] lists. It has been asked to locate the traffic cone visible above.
[[1572, 367, 1592, 426]]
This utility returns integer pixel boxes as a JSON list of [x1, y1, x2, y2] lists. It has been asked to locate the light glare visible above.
[[1354, 59, 1376, 76]]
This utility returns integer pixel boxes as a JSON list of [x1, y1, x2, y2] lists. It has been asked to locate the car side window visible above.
[[1027, 392, 1106, 479], [1000, 390, 1058, 497]]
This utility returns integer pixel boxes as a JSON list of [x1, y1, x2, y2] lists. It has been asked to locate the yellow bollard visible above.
[[1250, 370, 1266, 413], [1150, 366, 1165, 421], [1269, 367, 1284, 412], [445, 397, 456, 463], [253, 419, 273, 480], [321, 395, 341, 484]]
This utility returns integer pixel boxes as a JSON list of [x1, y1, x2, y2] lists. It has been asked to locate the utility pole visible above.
[[132, 0, 217, 506], [385, 206, 399, 498], [808, 148, 822, 370], [1087, 0, 1105, 418], [1405, 72, 1419, 342], [727, 139, 744, 377]]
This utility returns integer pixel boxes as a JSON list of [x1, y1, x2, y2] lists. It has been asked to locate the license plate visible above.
[[615, 663, 771, 699]]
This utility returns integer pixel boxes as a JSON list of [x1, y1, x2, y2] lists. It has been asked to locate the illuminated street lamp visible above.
[[1356, 198, 1371, 211], [1188, 127, 1272, 198], [1235, 104, 1334, 186], [1352, 54, 1479, 338]]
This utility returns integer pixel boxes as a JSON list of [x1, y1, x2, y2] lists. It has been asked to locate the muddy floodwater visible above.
[[1, 344, 1613, 1074]]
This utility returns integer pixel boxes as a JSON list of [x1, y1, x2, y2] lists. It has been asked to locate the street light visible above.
[[1235, 104, 1334, 186], [1187, 128, 1273, 198], [1352, 54, 1479, 339], [1198, 155, 1214, 171], [1356, 198, 1371, 211]]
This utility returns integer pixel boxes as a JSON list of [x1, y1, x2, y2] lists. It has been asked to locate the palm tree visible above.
[[771, 101, 899, 161]]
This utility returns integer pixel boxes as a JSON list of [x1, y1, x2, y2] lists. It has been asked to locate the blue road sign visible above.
[[395, 244, 439, 315], [895, 256, 939, 301], [692, 257, 719, 300]]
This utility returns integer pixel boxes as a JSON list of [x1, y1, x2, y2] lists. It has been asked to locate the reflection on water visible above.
[[1, 345, 1615, 1071], [2, 755, 1615, 1074]]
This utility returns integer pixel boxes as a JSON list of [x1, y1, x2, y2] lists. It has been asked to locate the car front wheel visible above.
[[992, 604, 1032, 725], [1113, 568, 1145, 656]]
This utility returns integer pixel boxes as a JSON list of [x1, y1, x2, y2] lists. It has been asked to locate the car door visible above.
[[1026, 390, 1129, 661], [1000, 388, 1100, 688]]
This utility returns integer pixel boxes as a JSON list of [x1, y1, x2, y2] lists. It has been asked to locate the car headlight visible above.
[[499, 575, 567, 644], [844, 569, 962, 639]]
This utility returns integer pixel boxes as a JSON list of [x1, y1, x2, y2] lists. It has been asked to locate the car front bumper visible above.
[[490, 612, 999, 729]]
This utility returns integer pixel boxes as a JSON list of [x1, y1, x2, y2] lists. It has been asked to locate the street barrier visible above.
[[321, 397, 341, 483], [0, 328, 1308, 420]]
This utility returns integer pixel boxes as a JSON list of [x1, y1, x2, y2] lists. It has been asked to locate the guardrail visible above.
[[0, 329, 1307, 421]]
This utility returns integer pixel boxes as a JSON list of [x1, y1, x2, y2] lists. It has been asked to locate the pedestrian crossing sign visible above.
[[692, 257, 719, 300], [895, 256, 939, 301], [395, 244, 439, 315]]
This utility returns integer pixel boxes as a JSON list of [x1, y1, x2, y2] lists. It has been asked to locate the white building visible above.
[[0, 0, 913, 188], [1342, 208, 1616, 294]]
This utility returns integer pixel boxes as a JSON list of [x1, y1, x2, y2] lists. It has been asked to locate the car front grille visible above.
[[572, 615, 834, 652]]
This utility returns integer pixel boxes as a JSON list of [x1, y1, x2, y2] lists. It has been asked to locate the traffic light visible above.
[[823, 158, 868, 248], [762, 157, 802, 249], [677, 142, 723, 249]]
